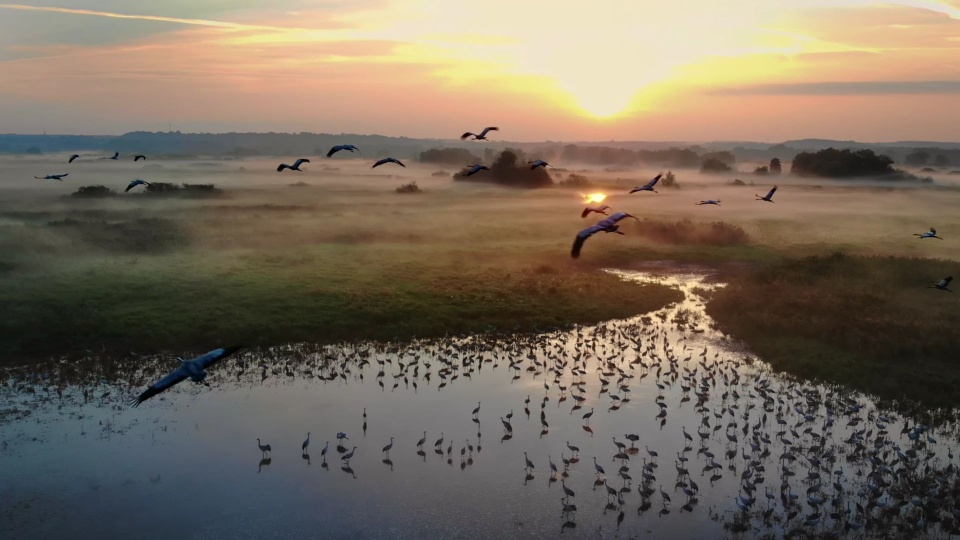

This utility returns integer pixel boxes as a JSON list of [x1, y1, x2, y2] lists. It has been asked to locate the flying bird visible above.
[[696, 200, 721, 206], [129, 346, 243, 407], [126, 179, 151, 192], [277, 158, 310, 172], [464, 164, 489, 177], [460, 127, 498, 141], [327, 145, 359, 158], [571, 212, 638, 258], [109, 152, 119, 160], [931, 276, 952, 292], [756, 186, 777, 202], [68, 154, 80, 163], [35, 174, 68, 181], [529, 159, 549, 170], [372, 157, 405, 168], [134, 155, 147, 162], [630, 174, 662, 194], [914, 227, 943, 240], [581, 204, 611, 218]]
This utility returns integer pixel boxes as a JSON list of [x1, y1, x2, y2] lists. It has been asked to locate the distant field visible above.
[[2, 154, 959, 413]]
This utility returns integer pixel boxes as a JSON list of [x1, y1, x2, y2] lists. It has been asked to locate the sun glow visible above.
[[582, 193, 608, 204]]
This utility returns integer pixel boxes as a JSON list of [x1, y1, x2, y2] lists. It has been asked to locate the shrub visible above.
[[791, 148, 896, 178], [633, 219, 749, 246], [701, 158, 732, 173], [431, 170, 449, 177], [660, 171, 679, 188], [143, 182, 223, 197], [453, 149, 553, 188], [71, 185, 116, 198], [753, 166, 769, 176], [395, 181, 423, 194]]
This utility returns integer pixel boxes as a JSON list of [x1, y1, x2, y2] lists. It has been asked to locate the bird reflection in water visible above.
[[258, 457, 272, 473]]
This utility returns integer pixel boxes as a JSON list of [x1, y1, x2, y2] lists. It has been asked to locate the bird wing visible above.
[[581, 207, 591, 219], [766, 186, 778, 198], [395, 159, 405, 167], [293, 159, 306, 168], [480, 127, 499, 138], [571, 224, 606, 258], [277, 164, 288, 172], [460, 132, 476, 140], [130, 368, 188, 407], [326, 146, 341, 158], [196, 346, 243, 369], [69, 155, 78, 163], [372, 159, 386, 168], [603, 212, 636, 226], [645, 174, 662, 189], [125, 182, 136, 192], [930, 227, 937, 234], [944, 277, 954, 286]]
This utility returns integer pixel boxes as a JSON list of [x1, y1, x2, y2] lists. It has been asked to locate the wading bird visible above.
[[930, 276, 953, 291], [35, 174, 68, 181], [460, 127, 498, 141], [914, 227, 943, 240], [696, 200, 721, 206], [571, 212, 638, 258], [68, 154, 80, 163], [464, 164, 489, 177], [372, 157, 405, 168], [108, 152, 119, 160], [529, 159, 549, 170], [327, 145, 359, 157], [257, 438, 271, 456], [630, 174, 662, 194], [125, 179, 150, 192], [581, 204, 611, 218], [277, 158, 310, 172], [134, 155, 147, 162], [302, 433, 311, 452], [756, 185, 777, 202], [129, 346, 243, 407]]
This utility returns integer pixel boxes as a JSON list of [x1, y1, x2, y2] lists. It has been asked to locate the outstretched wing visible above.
[[326, 146, 341, 158], [69, 155, 79, 163], [125, 181, 136, 192], [196, 346, 243, 369], [571, 224, 605, 258], [294, 159, 309, 168], [277, 164, 289, 172], [372, 158, 387, 168], [766, 186, 778, 199], [460, 132, 476, 140], [644, 174, 662, 189], [602, 212, 635, 227], [581, 207, 591, 219], [943, 276, 954, 287], [394, 159, 405, 167], [479, 127, 499, 138], [130, 368, 188, 407]]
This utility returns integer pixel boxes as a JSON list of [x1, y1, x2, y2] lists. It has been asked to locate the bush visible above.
[[633, 219, 749, 246], [143, 182, 223, 197], [288, 181, 310, 187], [660, 171, 679, 188], [71, 185, 116, 198], [729, 178, 746, 186], [701, 158, 732, 173], [453, 149, 553, 188], [753, 165, 769, 176], [431, 170, 449, 177], [790, 148, 896, 178], [395, 181, 423, 194]]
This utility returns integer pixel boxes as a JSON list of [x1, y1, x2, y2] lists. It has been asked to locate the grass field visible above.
[[2, 154, 959, 413]]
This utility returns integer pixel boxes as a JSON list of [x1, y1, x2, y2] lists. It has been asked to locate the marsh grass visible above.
[[707, 252, 960, 410]]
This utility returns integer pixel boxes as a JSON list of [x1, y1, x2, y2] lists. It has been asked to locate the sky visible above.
[[1, 0, 959, 142]]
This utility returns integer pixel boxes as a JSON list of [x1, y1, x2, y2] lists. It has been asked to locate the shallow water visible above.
[[1, 269, 957, 539]]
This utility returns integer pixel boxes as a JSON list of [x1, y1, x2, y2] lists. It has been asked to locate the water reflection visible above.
[[1, 269, 959, 539]]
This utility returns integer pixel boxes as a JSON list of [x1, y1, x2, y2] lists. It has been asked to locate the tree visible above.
[[904, 150, 929, 166], [701, 151, 736, 165], [701, 158, 732, 173], [934, 154, 950, 167], [660, 170, 680, 188], [753, 166, 769, 176], [769, 157, 782, 174], [790, 148, 895, 178], [453, 149, 553, 188]]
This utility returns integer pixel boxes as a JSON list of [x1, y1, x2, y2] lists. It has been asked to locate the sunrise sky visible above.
[[1, 0, 959, 141]]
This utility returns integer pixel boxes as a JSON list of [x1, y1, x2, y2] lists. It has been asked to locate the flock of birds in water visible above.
[[23, 126, 958, 537]]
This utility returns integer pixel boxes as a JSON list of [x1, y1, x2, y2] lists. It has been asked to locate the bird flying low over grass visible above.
[[126, 179, 151, 192], [464, 164, 489, 177], [931, 276, 952, 291], [696, 200, 721, 206], [108, 152, 119, 160], [460, 127, 498, 141], [277, 158, 310, 172], [130, 346, 243, 407], [36, 173, 69, 181], [756, 185, 778, 202], [372, 157, 405, 168], [571, 212, 638, 258], [134, 155, 147, 161], [581, 204, 611, 218], [68, 154, 80, 163], [630, 174, 662, 194], [529, 159, 549, 170], [914, 227, 943, 239], [327, 145, 359, 158]]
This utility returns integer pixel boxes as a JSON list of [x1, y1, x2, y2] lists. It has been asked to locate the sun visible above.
[[560, 79, 637, 119], [582, 192, 607, 204]]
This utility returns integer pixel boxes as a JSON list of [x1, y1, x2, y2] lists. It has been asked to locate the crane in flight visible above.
[[460, 127, 498, 141], [277, 158, 310, 172], [129, 346, 243, 407], [464, 164, 489, 177], [914, 227, 943, 240], [68, 154, 80, 163], [327, 145, 359, 158], [581, 204, 611, 218], [372, 157, 405, 168], [696, 200, 721, 206], [35, 173, 68, 181], [630, 174, 662, 194], [108, 152, 120, 160], [125, 179, 151, 192], [528, 159, 549, 170], [571, 212, 638, 258], [756, 186, 777, 202], [134, 155, 147, 161], [930, 276, 952, 292]]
